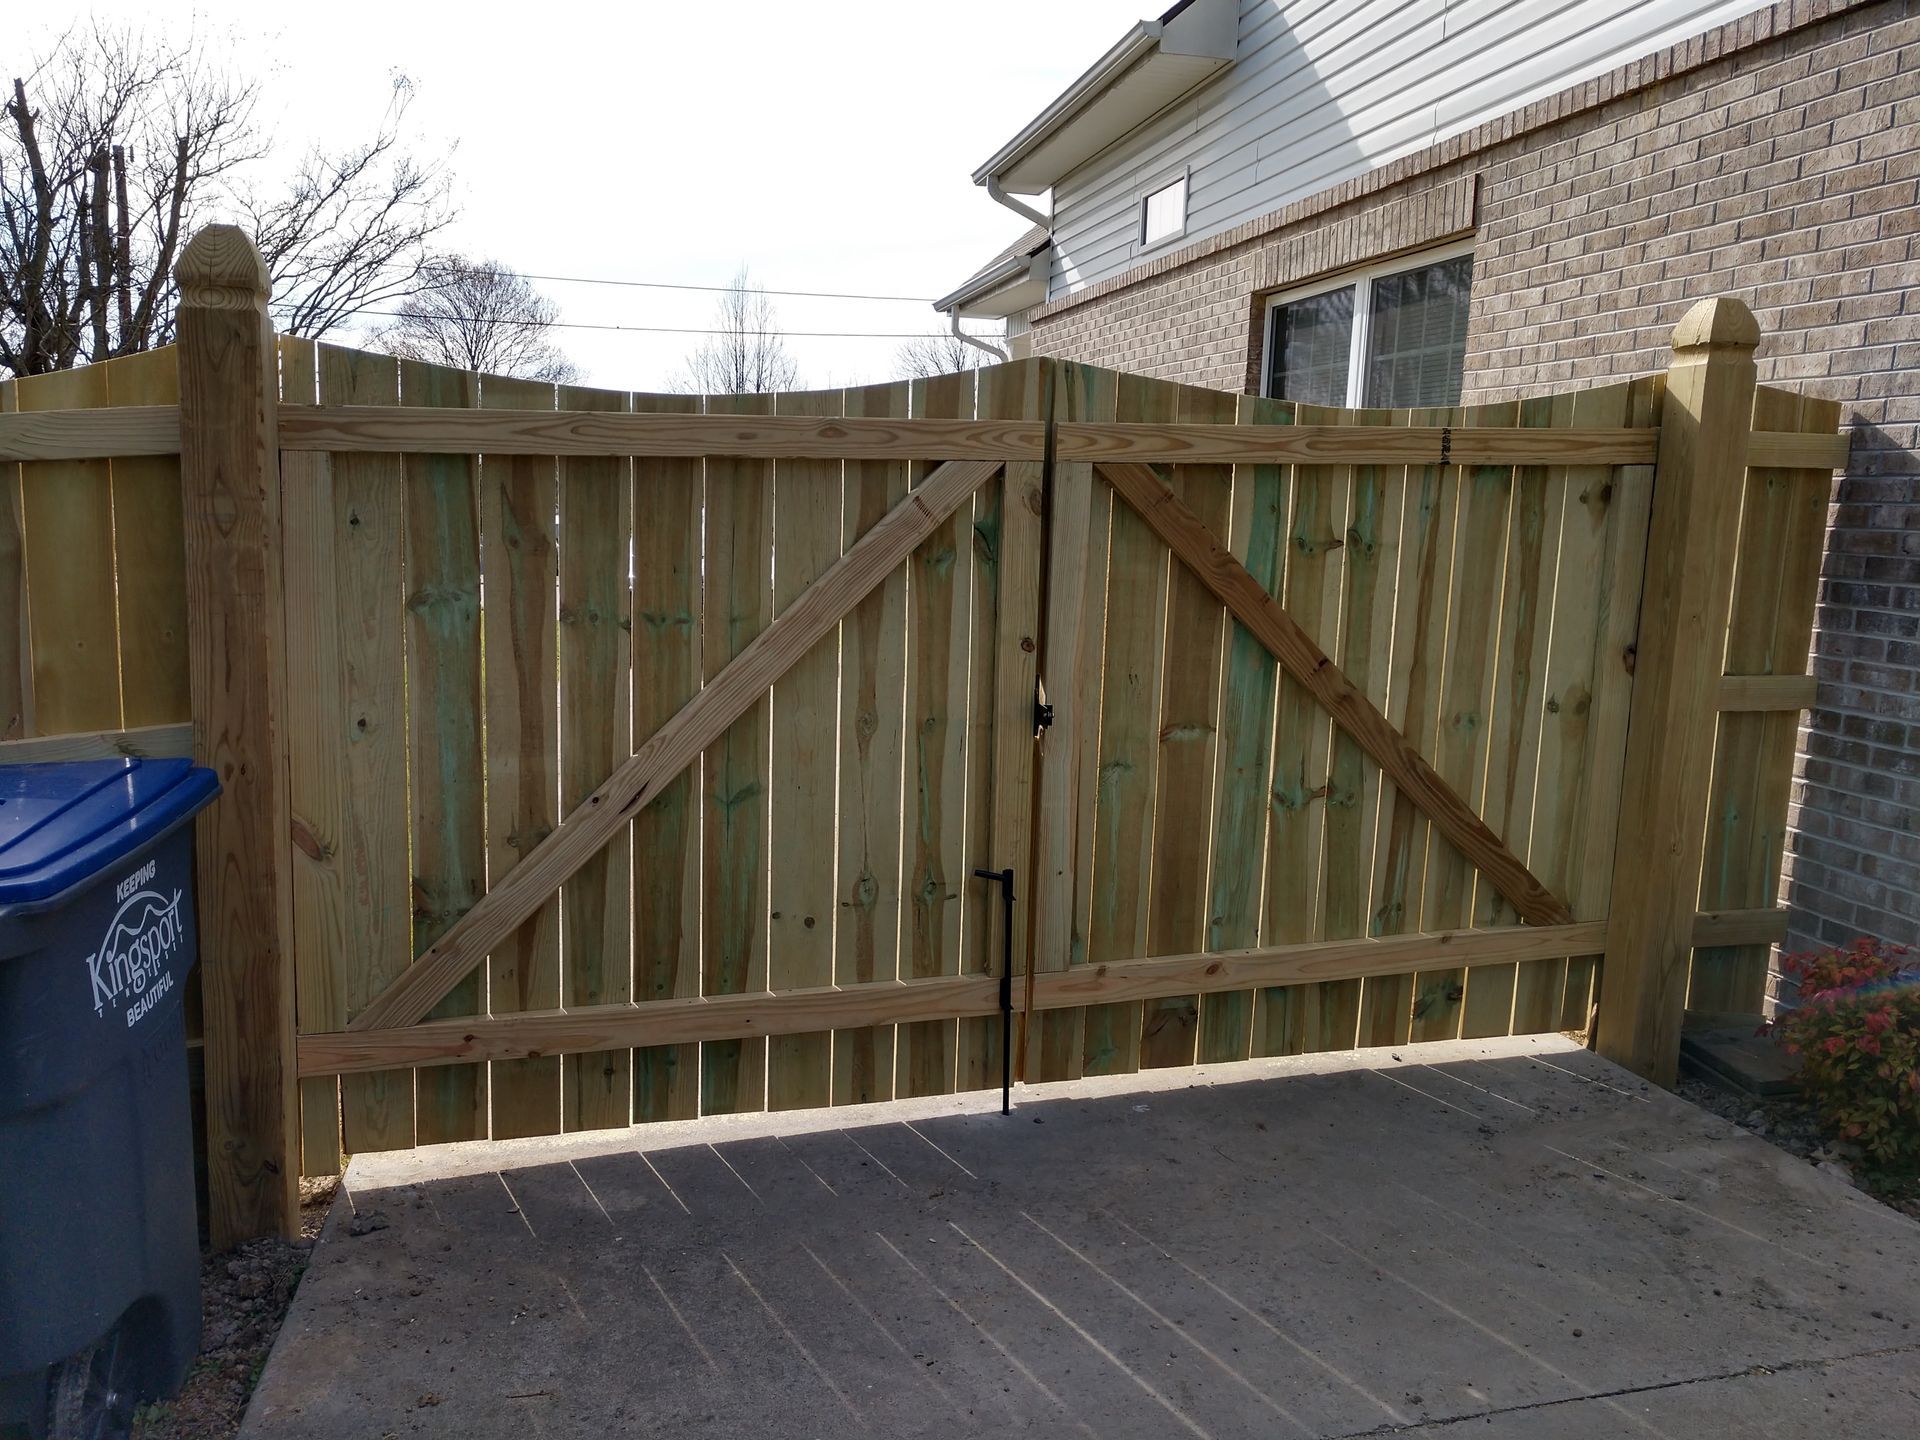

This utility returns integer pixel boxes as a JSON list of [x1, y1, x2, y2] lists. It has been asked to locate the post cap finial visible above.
[[1671, 295, 1760, 353], [175, 225, 270, 311]]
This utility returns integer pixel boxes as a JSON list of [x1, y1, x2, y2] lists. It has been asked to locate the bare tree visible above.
[[679, 267, 799, 394], [892, 328, 1005, 380], [374, 255, 577, 382], [2, 23, 454, 377]]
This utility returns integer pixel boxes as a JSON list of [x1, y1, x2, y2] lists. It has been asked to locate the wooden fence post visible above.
[[175, 226, 299, 1243], [1596, 296, 1759, 1085]]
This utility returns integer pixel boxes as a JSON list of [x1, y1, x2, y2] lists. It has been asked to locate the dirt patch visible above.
[[1679, 1077, 1920, 1221], [131, 1177, 337, 1440]]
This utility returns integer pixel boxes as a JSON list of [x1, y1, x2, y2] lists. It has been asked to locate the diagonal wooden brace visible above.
[[348, 456, 1007, 1033], [1095, 460, 1573, 929]]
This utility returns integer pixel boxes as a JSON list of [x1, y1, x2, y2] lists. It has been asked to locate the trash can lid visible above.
[[0, 758, 220, 905]]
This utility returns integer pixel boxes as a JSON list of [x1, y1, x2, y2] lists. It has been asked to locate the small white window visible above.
[[1141, 174, 1187, 248], [1263, 243, 1476, 409]]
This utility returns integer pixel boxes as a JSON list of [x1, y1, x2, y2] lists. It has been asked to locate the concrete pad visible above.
[[243, 1035, 1920, 1438]]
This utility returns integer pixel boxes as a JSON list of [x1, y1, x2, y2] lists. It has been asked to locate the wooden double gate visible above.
[[0, 229, 1846, 1243]]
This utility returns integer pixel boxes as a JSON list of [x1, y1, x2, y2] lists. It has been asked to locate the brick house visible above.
[[941, 0, 1920, 1000]]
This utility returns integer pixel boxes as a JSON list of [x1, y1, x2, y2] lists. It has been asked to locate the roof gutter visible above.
[[986, 174, 1049, 231], [950, 311, 1008, 364], [971, 20, 1165, 192]]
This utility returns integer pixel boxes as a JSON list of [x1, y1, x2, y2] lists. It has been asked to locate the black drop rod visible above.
[[973, 866, 1016, 1116]]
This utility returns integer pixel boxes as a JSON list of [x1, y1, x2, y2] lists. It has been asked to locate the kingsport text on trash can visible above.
[[0, 757, 220, 1440]]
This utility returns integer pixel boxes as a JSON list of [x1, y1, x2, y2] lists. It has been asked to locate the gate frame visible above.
[[15, 226, 1833, 1241]]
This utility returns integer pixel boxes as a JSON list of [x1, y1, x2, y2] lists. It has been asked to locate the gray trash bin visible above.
[[0, 758, 219, 1440]]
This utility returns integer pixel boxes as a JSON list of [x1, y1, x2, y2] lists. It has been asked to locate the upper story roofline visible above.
[[971, 0, 1237, 195]]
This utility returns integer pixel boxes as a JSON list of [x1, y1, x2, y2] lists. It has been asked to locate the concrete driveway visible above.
[[243, 1034, 1920, 1437]]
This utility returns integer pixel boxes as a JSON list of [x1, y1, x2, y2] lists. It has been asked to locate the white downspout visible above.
[[986, 175, 1050, 231], [950, 310, 1009, 363]]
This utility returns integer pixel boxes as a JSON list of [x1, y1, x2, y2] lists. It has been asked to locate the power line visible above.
[[351, 308, 999, 342], [369, 260, 943, 305], [518, 273, 940, 304]]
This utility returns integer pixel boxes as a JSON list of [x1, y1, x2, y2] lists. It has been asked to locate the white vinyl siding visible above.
[[1047, 0, 1771, 298]]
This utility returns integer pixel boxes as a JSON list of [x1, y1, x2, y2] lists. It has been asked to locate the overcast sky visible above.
[[28, 1, 1146, 389]]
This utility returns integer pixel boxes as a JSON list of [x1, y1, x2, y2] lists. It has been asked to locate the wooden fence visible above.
[[0, 226, 1847, 1246]]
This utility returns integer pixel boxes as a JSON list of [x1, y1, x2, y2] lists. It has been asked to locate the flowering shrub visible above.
[[1772, 938, 1920, 1168]]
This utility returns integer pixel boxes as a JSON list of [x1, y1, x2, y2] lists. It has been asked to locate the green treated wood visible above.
[[1256, 405, 1344, 1055], [1081, 372, 1175, 1078], [1463, 395, 1564, 1039], [701, 391, 773, 1116], [1141, 380, 1235, 1070], [400, 358, 488, 1146], [16, 366, 120, 733], [960, 359, 1047, 1093], [1198, 394, 1291, 1064], [559, 383, 634, 1131], [1316, 410, 1396, 1047], [1691, 387, 1836, 1015], [104, 350, 190, 729], [1361, 410, 1459, 1047], [768, 388, 844, 1111], [632, 392, 703, 1122], [323, 345, 414, 1153], [832, 381, 909, 1105], [1563, 377, 1661, 1031], [1028, 362, 1115, 1083], [0, 376, 27, 738], [482, 373, 562, 1140], [1410, 402, 1515, 1043], [899, 371, 974, 1098]]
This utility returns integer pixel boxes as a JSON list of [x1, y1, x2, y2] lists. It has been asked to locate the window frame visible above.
[[1261, 239, 1477, 408], [1137, 168, 1191, 252]]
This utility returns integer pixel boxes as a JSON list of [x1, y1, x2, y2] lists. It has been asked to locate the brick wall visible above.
[[1024, 0, 1920, 982]]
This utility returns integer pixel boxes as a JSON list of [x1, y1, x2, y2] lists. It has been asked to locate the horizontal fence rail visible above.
[[0, 405, 1850, 470], [297, 908, 1784, 1077]]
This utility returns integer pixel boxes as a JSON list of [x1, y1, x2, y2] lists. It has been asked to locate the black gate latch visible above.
[[1034, 678, 1055, 737]]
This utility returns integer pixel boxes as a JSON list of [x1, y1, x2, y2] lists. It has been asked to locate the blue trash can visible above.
[[0, 758, 219, 1440]]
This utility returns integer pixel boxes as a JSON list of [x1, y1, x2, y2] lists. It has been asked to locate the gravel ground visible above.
[[1678, 1077, 1920, 1220], [130, 1177, 337, 1440]]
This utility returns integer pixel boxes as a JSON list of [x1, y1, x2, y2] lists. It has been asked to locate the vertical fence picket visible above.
[[962, 359, 1048, 1092], [1027, 361, 1113, 1083], [1256, 404, 1343, 1055], [280, 339, 348, 1177], [1197, 394, 1291, 1063], [1081, 373, 1173, 1078], [768, 388, 845, 1112], [1141, 382, 1235, 1070], [1410, 401, 1515, 1042], [898, 372, 974, 1097], [832, 381, 910, 1105], [1317, 410, 1395, 1045], [1566, 375, 1661, 1030], [16, 366, 120, 733], [321, 345, 414, 1153], [558, 383, 635, 1132], [701, 392, 773, 1116], [402, 359, 489, 1146], [482, 374, 563, 1140], [1362, 414, 1457, 1046], [1463, 395, 1564, 1037], [632, 392, 704, 1123], [0, 375, 24, 739], [105, 350, 190, 728]]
